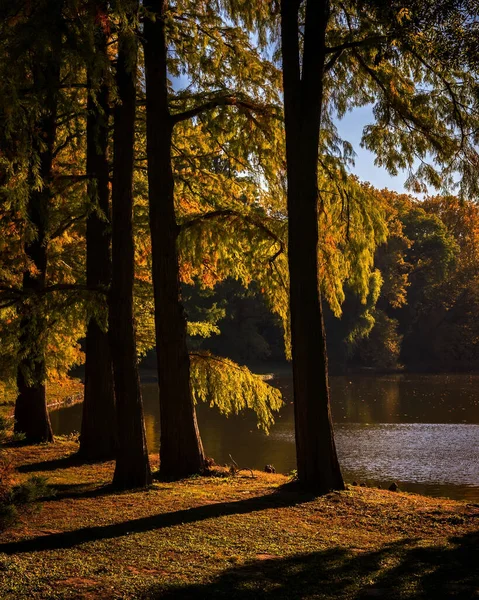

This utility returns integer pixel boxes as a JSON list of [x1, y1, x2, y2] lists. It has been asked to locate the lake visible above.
[[49, 372, 479, 502]]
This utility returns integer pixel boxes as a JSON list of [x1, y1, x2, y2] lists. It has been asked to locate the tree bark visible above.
[[110, 12, 151, 489], [143, 0, 205, 478], [280, 0, 344, 493], [15, 250, 53, 444], [14, 49, 61, 444], [79, 4, 116, 461]]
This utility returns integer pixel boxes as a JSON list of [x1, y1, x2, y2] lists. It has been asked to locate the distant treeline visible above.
[[176, 191, 479, 374]]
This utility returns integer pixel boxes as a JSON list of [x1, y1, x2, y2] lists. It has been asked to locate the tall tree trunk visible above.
[[280, 0, 344, 493], [143, 0, 205, 479], [14, 56, 60, 444], [110, 10, 151, 489], [15, 222, 53, 443], [79, 4, 116, 460]]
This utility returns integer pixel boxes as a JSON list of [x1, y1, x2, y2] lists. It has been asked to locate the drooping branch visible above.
[[171, 94, 280, 125], [0, 283, 107, 308], [189, 350, 245, 371], [353, 50, 449, 153], [179, 208, 285, 262], [401, 42, 469, 146]]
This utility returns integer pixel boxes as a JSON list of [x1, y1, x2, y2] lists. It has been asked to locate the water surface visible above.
[[49, 372, 479, 502]]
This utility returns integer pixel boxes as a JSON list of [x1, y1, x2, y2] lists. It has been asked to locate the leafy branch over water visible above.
[[190, 351, 283, 433]]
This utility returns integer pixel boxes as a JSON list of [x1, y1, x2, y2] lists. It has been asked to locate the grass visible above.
[[0, 440, 477, 599]]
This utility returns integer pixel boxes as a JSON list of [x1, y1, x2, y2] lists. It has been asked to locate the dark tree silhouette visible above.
[[280, 0, 344, 493], [110, 3, 151, 489]]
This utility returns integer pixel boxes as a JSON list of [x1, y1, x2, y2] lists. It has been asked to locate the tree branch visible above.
[[181, 208, 282, 244], [324, 49, 343, 72], [53, 132, 83, 159], [49, 212, 88, 240], [0, 284, 107, 307], [180, 209, 285, 261], [325, 35, 389, 55], [171, 95, 279, 125]]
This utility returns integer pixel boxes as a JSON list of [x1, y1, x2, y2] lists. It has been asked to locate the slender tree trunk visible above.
[[79, 5, 116, 460], [110, 11, 151, 489], [143, 0, 205, 478], [14, 58, 60, 444], [280, 0, 344, 493]]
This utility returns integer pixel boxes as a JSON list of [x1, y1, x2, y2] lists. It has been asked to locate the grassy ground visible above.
[[0, 440, 477, 599]]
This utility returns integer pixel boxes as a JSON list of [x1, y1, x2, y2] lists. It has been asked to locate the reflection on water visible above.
[[49, 373, 479, 502], [330, 373, 479, 424]]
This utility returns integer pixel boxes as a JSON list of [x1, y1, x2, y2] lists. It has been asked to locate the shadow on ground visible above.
[[41, 482, 116, 502], [0, 488, 313, 554], [144, 531, 479, 599], [16, 454, 102, 473]]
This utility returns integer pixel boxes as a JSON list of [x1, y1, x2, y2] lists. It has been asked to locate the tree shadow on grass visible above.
[[144, 531, 479, 599], [40, 482, 116, 502], [0, 488, 313, 555], [1, 438, 37, 449], [16, 454, 104, 473]]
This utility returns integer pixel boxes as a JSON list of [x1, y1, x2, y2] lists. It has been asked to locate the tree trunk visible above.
[[15, 185, 52, 443], [110, 13, 151, 489], [280, 0, 344, 493], [14, 55, 60, 444], [143, 0, 205, 478], [79, 5, 116, 461], [15, 272, 53, 444]]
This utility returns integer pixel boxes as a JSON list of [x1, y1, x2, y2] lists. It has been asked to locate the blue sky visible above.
[[335, 105, 411, 194]]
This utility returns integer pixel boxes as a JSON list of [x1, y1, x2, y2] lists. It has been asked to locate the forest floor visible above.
[[0, 440, 478, 599]]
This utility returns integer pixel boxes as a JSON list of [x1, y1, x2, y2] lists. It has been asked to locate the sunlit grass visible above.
[[0, 440, 477, 599]]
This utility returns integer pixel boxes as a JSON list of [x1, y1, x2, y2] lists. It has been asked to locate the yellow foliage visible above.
[[190, 352, 283, 433]]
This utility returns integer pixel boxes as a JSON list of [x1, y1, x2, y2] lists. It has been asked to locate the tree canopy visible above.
[[1, 0, 478, 490]]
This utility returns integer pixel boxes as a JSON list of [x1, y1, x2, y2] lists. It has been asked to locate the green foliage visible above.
[[401, 195, 479, 369], [322, 188, 479, 372], [362, 0, 479, 198], [227, 0, 478, 197], [0, 450, 51, 531], [325, 270, 383, 370], [346, 270, 383, 346], [0, 0, 397, 401], [183, 285, 227, 344], [0, 0, 90, 392], [187, 321, 222, 338], [317, 176, 389, 317], [10, 475, 51, 506], [190, 352, 283, 433], [356, 310, 403, 370], [341, 190, 479, 371]]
